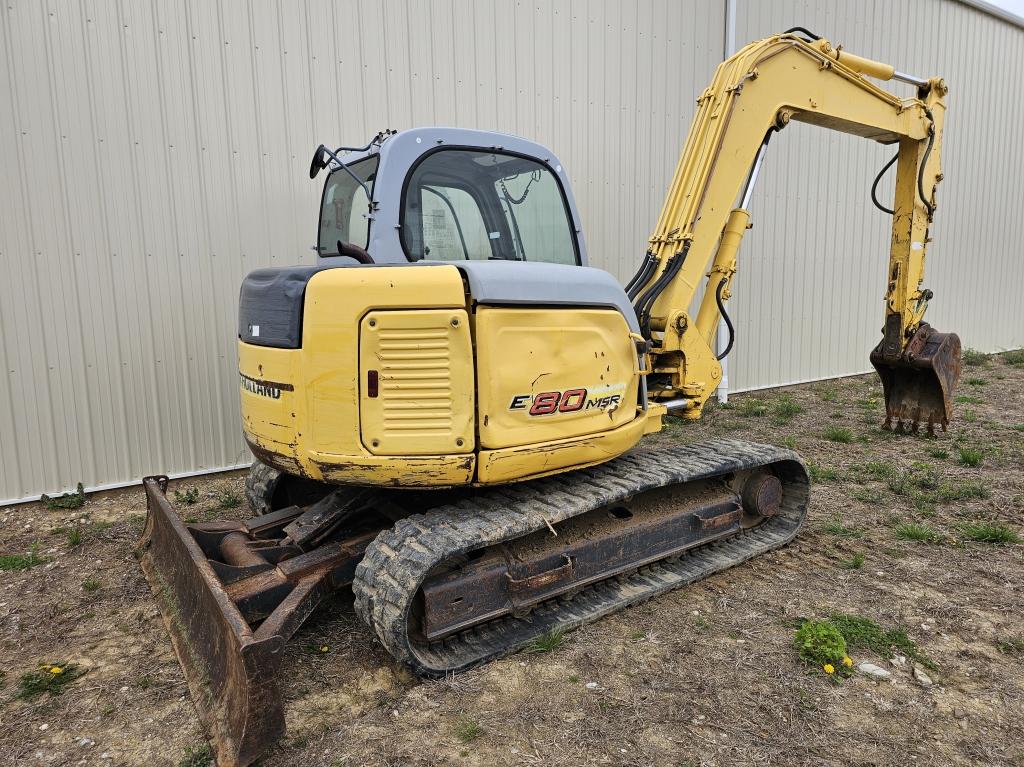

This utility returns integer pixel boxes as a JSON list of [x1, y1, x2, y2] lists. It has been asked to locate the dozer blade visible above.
[[137, 476, 286, 767], [870, 322, 961, 434]]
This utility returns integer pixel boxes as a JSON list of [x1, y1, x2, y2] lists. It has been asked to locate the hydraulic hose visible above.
[[917, 109, 937, 218], [871, 153, 898, 215], [625, 251, 657, 300], [715, 278, 735, 361]]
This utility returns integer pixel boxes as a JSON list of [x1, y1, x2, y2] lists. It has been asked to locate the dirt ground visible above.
[[2, 354, 1022, 767]]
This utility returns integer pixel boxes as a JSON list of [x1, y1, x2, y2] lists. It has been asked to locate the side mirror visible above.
[[309, 144, 329, 179]]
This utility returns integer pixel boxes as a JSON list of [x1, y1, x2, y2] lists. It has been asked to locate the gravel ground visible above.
[[1, 353, 1022, 767]]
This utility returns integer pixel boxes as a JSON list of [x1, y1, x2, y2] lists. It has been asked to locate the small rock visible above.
[[77, 738, 94, 747], [100, 753, 111, 760], [913, 666, 933, 687], [585, 682, 599, 690], [890, 654, 907, 669], [953, 706, 967, 720], [39, 724, 48, 731], [119, 686, 129, 692], [857, 662, 892, 680]]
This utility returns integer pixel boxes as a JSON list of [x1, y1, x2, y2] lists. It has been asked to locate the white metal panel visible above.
[[0, 0, 723, 502], [728, 0, 1024, 391]]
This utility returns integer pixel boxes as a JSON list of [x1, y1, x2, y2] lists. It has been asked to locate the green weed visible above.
[[525, 629, 565, 654], [737, 398, 769, 417], [772, 395, 804, 423], [839, 552, 865, 570], [216, 489, 242, 510], [996, 637, 1024, 656], [1002, 349, 1024, 366], [894, 522, 942, 544], [926, 447, 949, 460], [173, 488, 200, 506], [822, 517, 862, 538], [178, 745, 213, 767], [958, 522, 1020, 544], [851, 486, 886, 505], [0, 542, 47, 571], [966, 377, 988, 387], [955, 395, 982, 405], [66, 525, 82, 547], [807, 461, 838, 482], [824, 426, 854, 444], [41, 483, 86, 510], [455, 718, 484, 743], [794, 619, 848, 668], [957, 447, 983, 467], [16, 663, 84, 700], [780, 436, 797, 450], [961, 348, 988, 366], [828, 613, 935, 670]]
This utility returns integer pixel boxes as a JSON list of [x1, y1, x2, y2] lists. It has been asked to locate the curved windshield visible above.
[[317, 156, 378, 255], [401, 149, 578, 264]]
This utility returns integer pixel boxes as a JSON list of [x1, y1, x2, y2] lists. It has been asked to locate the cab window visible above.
[[401, 149, 578, 264], [318, 156, 378, 255]]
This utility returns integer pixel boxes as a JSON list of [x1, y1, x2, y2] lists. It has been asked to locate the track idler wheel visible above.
[[739, 471, 782, 527], [870, 322, 961, 435]]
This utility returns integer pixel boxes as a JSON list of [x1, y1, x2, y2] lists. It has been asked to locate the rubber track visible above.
[[353, 439, 809, 676], [244, 461, 281, 516]]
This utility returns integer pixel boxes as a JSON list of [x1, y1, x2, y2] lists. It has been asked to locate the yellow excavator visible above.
[[139, 29, 961, 766]]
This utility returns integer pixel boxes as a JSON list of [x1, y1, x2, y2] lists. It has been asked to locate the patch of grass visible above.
[[961, 408, 977, 423], [737, 397, 769, 417], [0, 542, 47, 571], [829, 613, 935, 670], [955, 395, 982, 405], [41, 482, 86, 510], [851, 486, 886, 505], [936, 480, 989, 501], [16, 663, 84, 700], [794, 619, 848, 668], [1002, 349, 1024, 366], [997, 637, 1024, 656], [926, 447, 949, 460], [216, 489, 242, 510], [772, 395, 804, 424], [823, 426, 854, 444], [178, 745, 213, 767], [958, 522, 1020, 544], [957, 447, 983, 467], [966, 377, 988, 387], [82, 577, 100, 592], [807, 461, 838, 482], [961, 348, 988, 366], [137, 675, 154, 690], [567, 674, 580, 683], [455, 718, 483, 744], [780, 436, 797, 450], [894, 522, 942, 544], [173, 488, 200, 506], [839, 552, 865, 570], [66, 525, 82, 547], [822, 516, 862, 538], [817, 385, 839, 403], [525, 629, 565, 654]]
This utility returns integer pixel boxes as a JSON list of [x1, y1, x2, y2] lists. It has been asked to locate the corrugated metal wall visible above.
[[1, 1, 1021, 503], [727, 0, 1024, 390], [0, 0, 724, 502]]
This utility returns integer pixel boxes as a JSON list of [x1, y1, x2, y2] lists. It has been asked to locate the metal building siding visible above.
[[727, 0, 1024, 391], [0, 0, 723, 502]]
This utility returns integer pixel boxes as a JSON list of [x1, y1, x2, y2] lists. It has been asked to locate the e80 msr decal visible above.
[[509, 384, 625, 416]]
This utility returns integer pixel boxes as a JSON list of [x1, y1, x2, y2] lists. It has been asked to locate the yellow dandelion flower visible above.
[[320, 645, 329, 653], [49, 666, 63, 675], [823, 663, 835, 674], [842, 656, 853, 667]]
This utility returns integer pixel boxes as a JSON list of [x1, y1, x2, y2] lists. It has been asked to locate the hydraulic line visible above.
[[625, 251, 657, 300], [715, 279, 735, 361], [871, 153, 898, 215]]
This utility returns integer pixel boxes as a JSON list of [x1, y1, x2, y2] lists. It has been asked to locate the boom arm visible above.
[[634, 32, 952, 426]]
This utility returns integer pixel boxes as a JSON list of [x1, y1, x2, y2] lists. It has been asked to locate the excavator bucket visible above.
[[136, 476, 287, 767], [870, 322, 962, 434]]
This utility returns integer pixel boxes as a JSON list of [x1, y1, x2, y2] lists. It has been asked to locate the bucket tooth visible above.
[[870, 322, 961, 433]]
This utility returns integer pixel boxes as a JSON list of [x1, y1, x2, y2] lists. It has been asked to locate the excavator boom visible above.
[[629, 30, 959, 432]]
